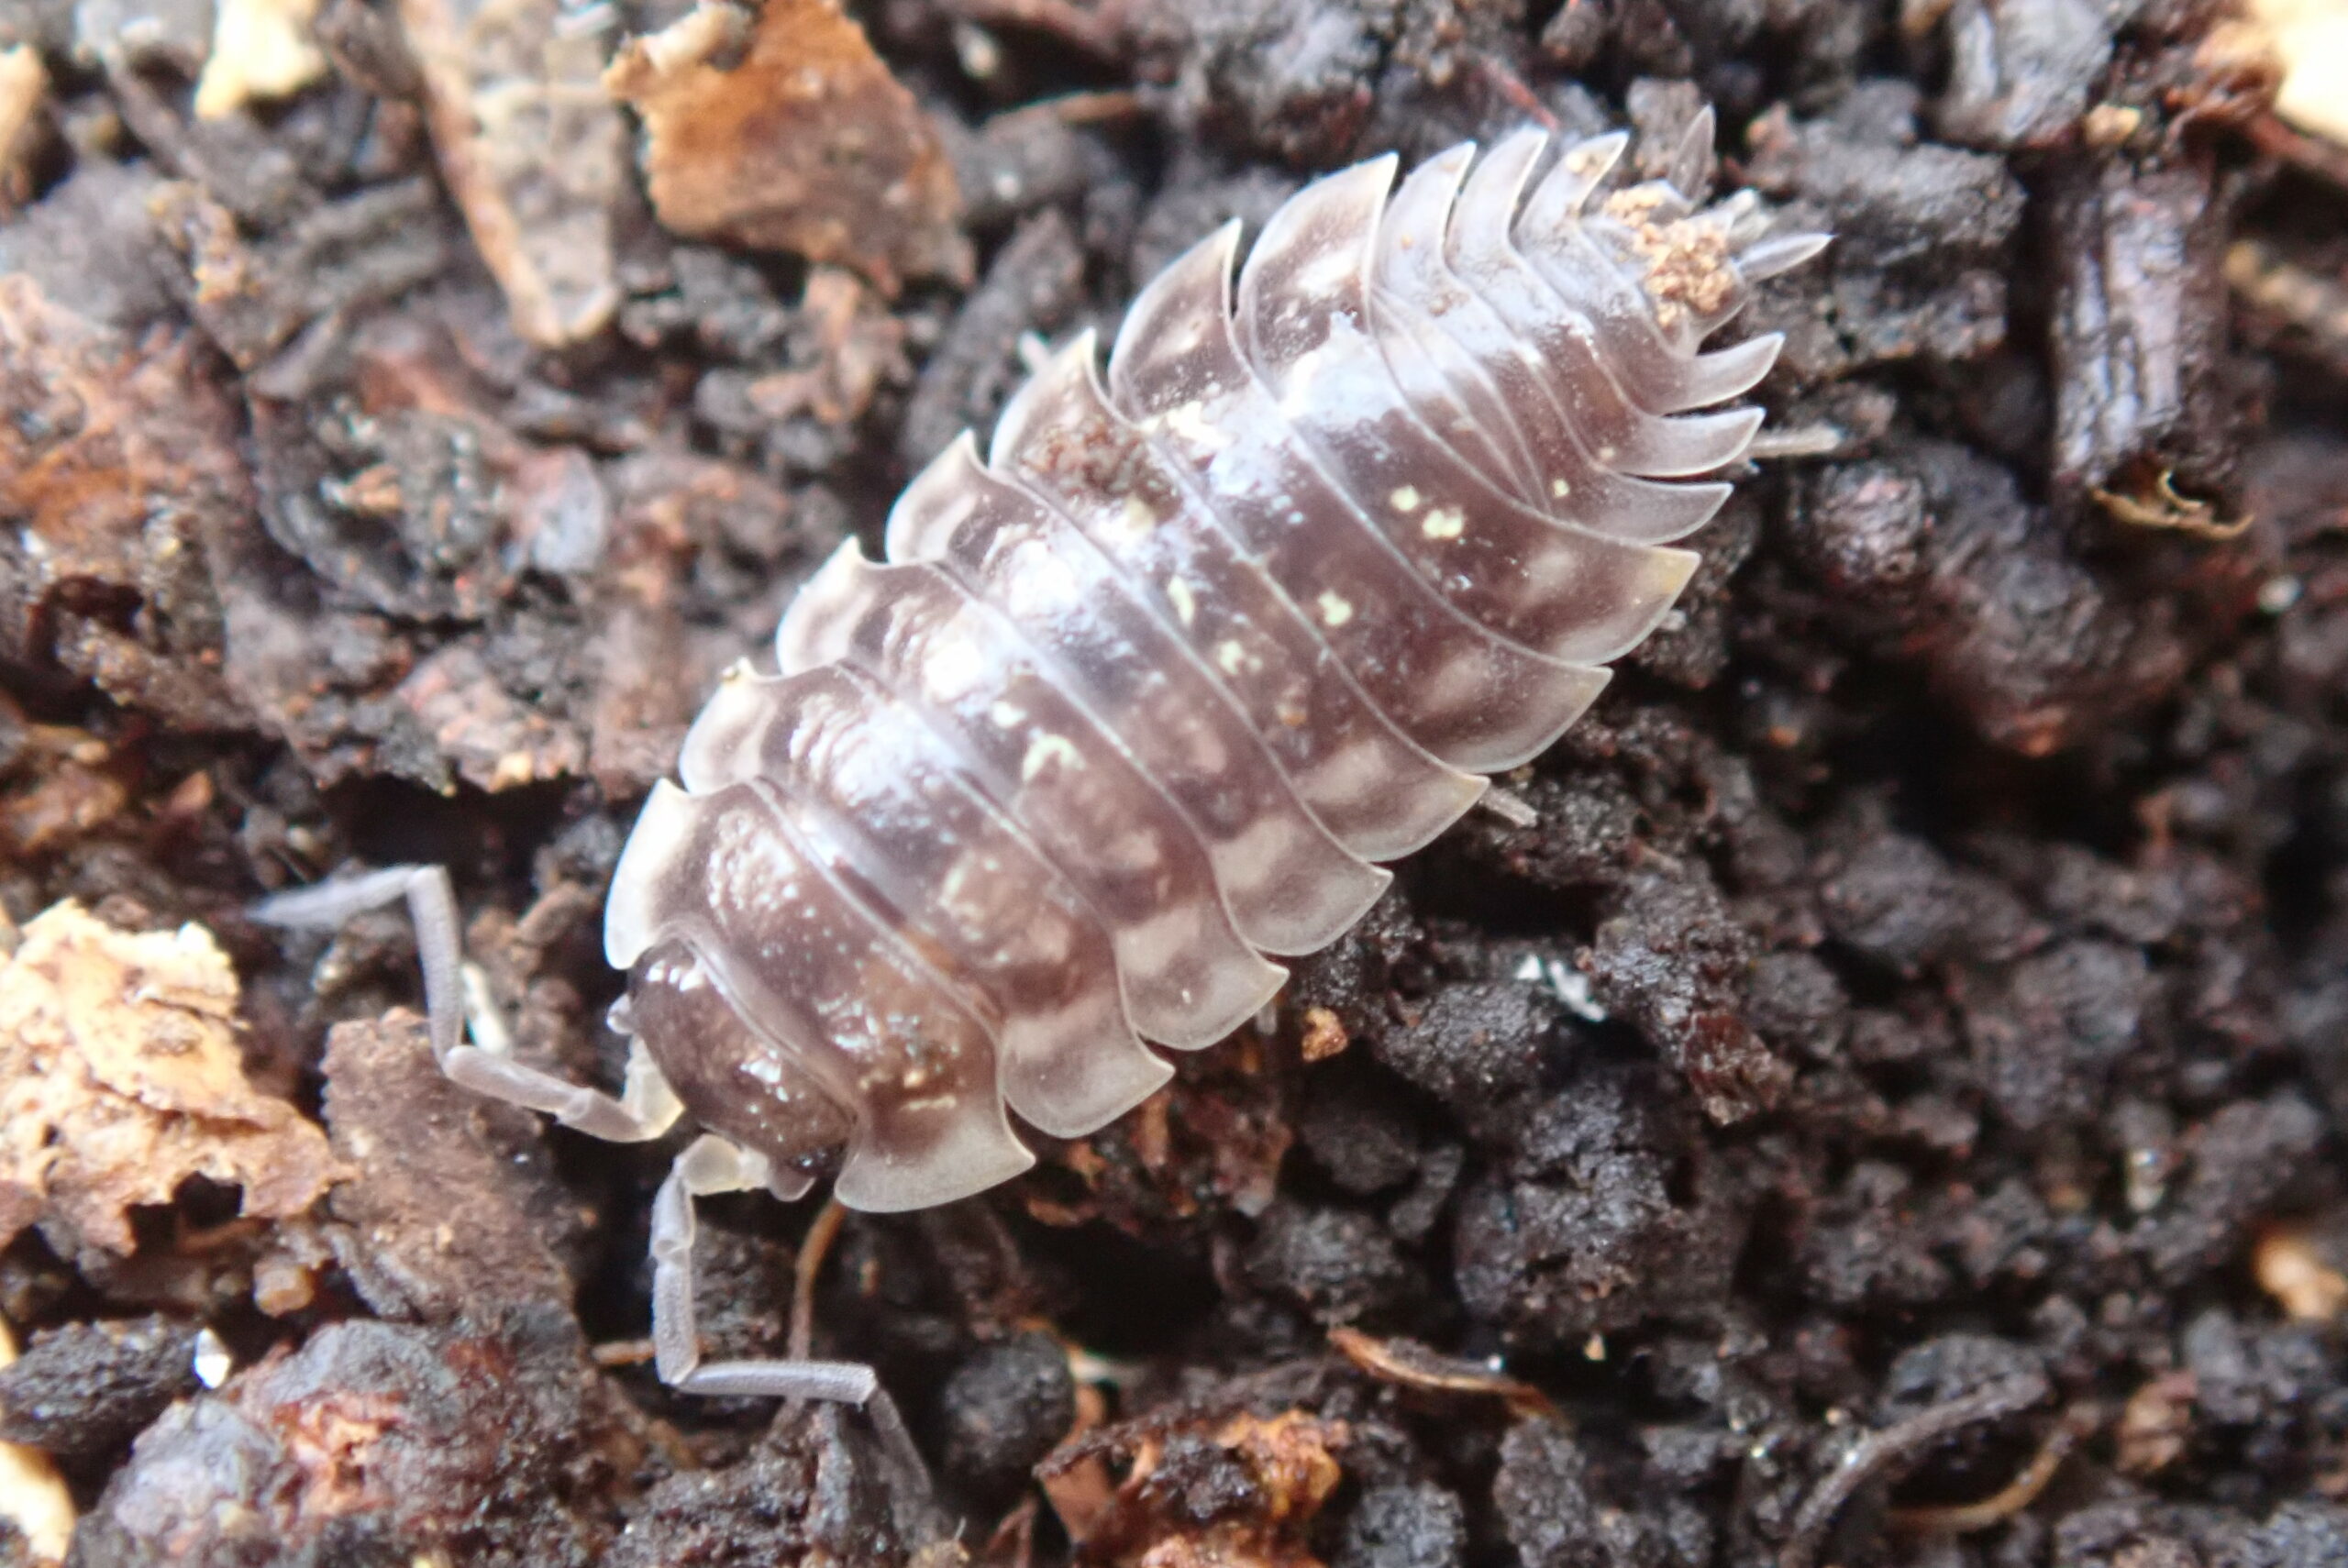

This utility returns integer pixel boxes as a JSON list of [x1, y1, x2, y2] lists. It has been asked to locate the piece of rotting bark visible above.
[[2049, 157, 2239, 508], [606, 0, 972, 295], [0, 903, 342, 1264], [397, 0, 626, 347], [1933, 0, 2115, 150]]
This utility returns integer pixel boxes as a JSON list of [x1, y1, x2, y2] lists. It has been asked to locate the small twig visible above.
[[591, 1336, 658, 1368], [1778, 1372, 2050, 1568], [790, 1198, 850, 1364], [1328, 1327, 1556, 1419], [1479, 784, 1541, 829], [992, 88, 1145, 128], [1747, 425, 1850, 461], [1888, 1402, 2099, 1537]]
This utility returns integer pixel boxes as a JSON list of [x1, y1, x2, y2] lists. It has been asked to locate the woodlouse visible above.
[[259, 119, 1826, 1408]]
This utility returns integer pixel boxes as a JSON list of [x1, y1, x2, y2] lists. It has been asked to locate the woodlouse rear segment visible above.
[[604, 122, 1827, 1215]]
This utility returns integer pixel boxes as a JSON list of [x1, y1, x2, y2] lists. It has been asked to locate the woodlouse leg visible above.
[[649, 1134, 880, 1403], [252, 864, 682, 1144]]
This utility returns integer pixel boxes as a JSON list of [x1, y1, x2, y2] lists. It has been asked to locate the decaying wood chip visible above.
[[1042, 1406, 1347, 1565], [0, 274, 241, 592], [194, 0, 330, 120], [1298, 1006, 1348, 1062], [397, 0, 626, 346], [2255, 1223, 2348, 1321], [0, 46, 44, 208], [606, 0, 972, 294], [2049, 158, 2237, 503], [0, 1317, 73, 1567], [0, 902, 344, 1260]]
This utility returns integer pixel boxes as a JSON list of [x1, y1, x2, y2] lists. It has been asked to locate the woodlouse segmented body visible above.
[[601, 122, 1828, 1215]]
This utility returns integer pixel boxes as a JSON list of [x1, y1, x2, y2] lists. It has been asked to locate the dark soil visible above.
[[2, 1, 2347, 1565]]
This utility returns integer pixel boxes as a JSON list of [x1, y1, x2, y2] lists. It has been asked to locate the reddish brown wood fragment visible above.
[[1041, 1407, 1346, 1565], [606, 0, 972, 295], [1326, 1327, 1555, 1418]]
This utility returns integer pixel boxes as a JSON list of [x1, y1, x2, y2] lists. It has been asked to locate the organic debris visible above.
[[1778, 1371, 2051, 1568], [0, 47, 45, 207], [0, 902, 341, 1262], [2049, 159, 2238, 503], [606, 0, 972, 294], [2115, 1372, 2198, 1476], [1041, 1407, 1347, 1567], [0, 1317, 72, 1567], [318, 1011, 580, 1323], [73, 1315, 633, 1565], [0, 2, 2343, 1564], [194, 0, 329, 120], [398, 0, 626, 345], [2255, 1222, 2348, 1321], [1325, 1326, 1552, 1417], [0, 275, 249, 730], [2246, 0, 2348, 146]]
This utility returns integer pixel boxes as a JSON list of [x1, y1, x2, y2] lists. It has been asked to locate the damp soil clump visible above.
[[2, 2, 2348, 1566]]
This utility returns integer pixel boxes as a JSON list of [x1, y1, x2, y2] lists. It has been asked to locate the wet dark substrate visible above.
[[5, 0, 2348, 1564]]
